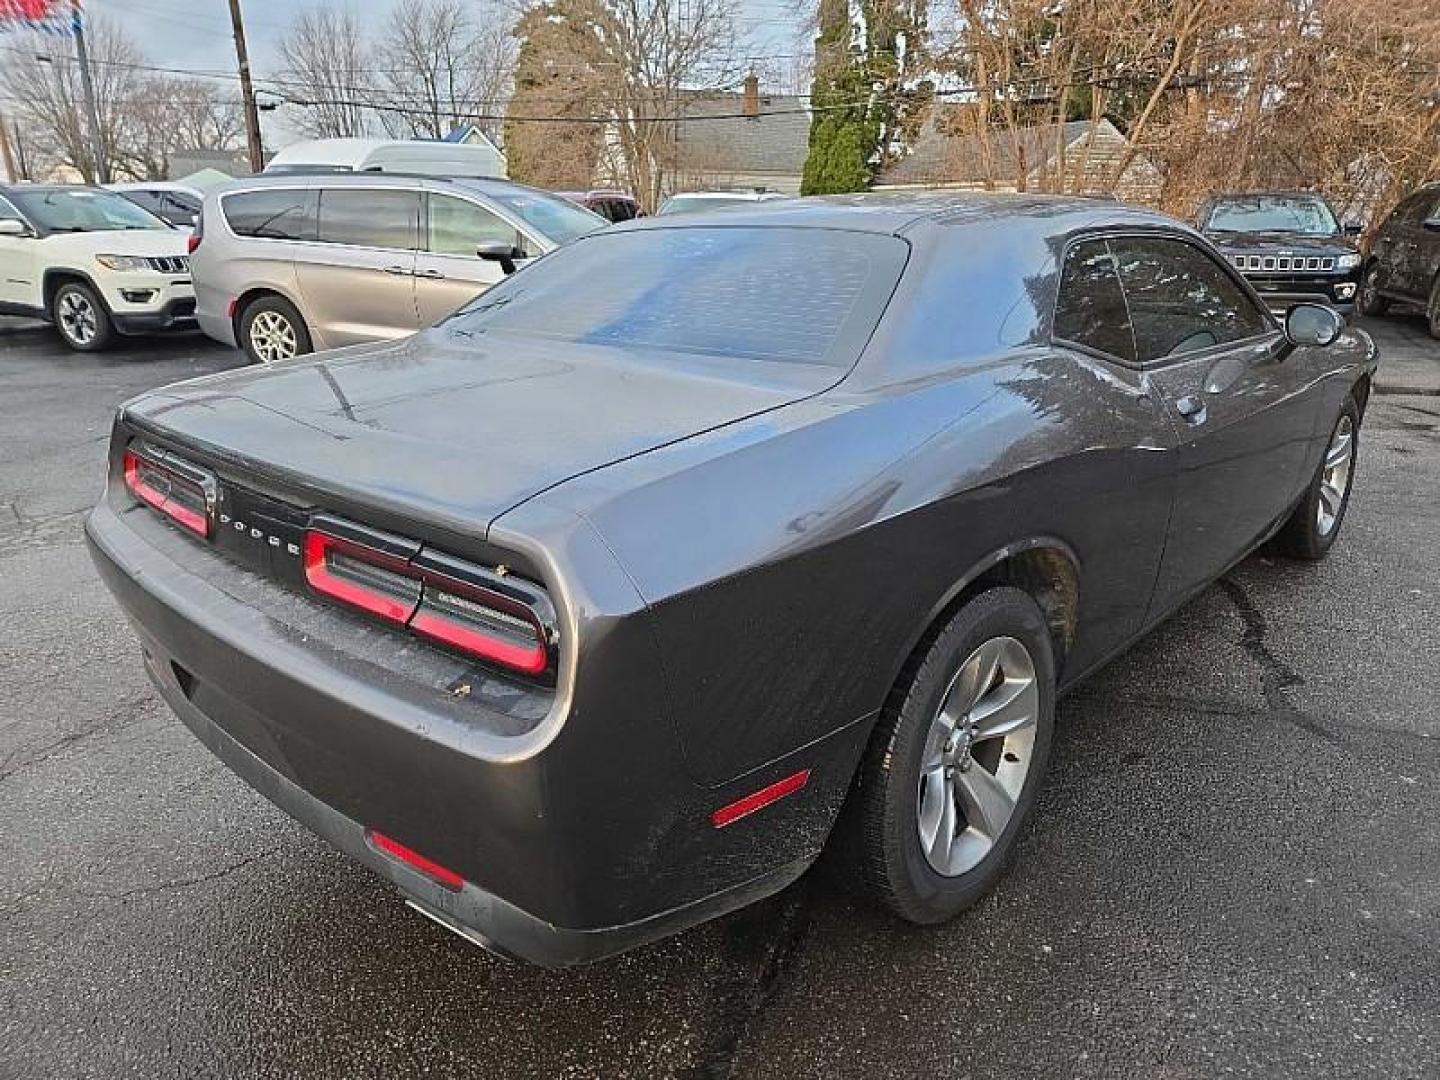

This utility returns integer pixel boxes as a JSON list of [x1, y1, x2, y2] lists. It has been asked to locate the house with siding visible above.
[[876, 113, 1162, 203]]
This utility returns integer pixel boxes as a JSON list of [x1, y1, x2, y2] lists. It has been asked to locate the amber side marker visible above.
[[710, 769, 812, 829]]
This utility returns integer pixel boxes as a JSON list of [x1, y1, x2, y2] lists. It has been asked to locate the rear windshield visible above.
[[447, 226, 908, 367]]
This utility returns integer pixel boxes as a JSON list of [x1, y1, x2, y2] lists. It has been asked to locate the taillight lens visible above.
[[301, 523, 554, 679], [303, 531, 420, 624], [123, 447, 212, 537]]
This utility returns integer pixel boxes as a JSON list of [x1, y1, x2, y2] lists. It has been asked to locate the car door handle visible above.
[[381, 265, 411, 276], [1175, 395, 1208, 425], [415, 268, 446, 280]]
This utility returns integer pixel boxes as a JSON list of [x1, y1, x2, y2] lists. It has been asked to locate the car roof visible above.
[[208, 172, 551, 199], [617, 191, 1179, 239]]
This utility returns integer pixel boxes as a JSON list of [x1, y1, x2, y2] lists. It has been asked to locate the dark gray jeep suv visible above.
[[1358, 182, 1440, 337]]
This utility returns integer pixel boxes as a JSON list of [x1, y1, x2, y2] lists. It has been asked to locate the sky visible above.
[[77, 0, 812, 147]]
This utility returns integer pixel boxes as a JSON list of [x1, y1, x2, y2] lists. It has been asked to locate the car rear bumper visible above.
[[86, 495, 846, 964], [195, 307, 237, 349], [149, 649, 810, 966]]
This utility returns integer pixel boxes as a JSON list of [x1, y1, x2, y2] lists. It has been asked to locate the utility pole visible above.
[[71, 0, 109, 183], [228, 0, 265, 173], [0, 107, 18, 182]]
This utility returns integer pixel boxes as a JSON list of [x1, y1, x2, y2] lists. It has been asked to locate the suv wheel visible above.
[[1427, 277, 1440, 340], [849, 587, 1056, 924], [239, 295, 311, 364], [1356, 263, 1389, 318], [51, 281, 114, 351]]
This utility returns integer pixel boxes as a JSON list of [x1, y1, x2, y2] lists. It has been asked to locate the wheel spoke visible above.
[[1319, 481, 1342, 517], [940, 638, 1003, 725], [917, 767, 954, 868], [1326, 435, 1352, 470], [969, 676, 1038, 742], [955, 763, 1015, 839]]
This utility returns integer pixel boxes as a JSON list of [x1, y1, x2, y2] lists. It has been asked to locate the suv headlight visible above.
[[95, 254, 151, 272], [1336, 252, 1361, 270]]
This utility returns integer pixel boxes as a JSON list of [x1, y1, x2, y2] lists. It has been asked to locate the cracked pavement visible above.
[[1, 319, 1437, 1079]]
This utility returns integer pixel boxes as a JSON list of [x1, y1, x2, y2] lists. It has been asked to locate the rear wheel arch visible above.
[[889, 540, 1081, 701], [232, 286, 300, 338]]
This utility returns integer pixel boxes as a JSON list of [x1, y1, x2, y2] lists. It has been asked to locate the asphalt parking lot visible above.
[[2, 317, 1437, 1079]]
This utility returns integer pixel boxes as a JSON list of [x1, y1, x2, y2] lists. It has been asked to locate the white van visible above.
[[265, 137, 507, 179]]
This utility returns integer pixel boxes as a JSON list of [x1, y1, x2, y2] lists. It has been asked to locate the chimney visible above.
[[742, 73, 760, 119]]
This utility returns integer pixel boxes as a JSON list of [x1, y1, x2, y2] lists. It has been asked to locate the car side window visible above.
[[1053, 238, 1137, 364], [223, 188, 317, 241], [317, 188, 420, 250], [428, 194, 522, 257], [1110, 236, 1270, 363]]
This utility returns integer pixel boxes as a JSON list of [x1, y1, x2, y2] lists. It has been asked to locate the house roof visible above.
[[881, 114, 1124, 186], [672, 92, 811, 178]]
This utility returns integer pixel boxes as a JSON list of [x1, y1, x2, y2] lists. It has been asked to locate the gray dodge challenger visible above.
[[87, 194, 1377, 966]]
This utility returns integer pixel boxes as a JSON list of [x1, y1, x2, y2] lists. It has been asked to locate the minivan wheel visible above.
[[1356, 263, 1389, 318], [239, 295, 311, 364], [850, 586, 1055, 924], [51, 281, 115, 351], [1276, 395, 1360, 560]]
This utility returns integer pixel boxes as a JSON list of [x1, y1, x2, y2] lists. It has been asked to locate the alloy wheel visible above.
[[57, 291, 98, 346], [1317, 413, 1354, 536], [917, 635, 1039, 877], [248, 310, 298, 363]]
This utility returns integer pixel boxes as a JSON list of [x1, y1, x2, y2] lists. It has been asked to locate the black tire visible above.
[[1275, 395, 1360, 560], [50, 280, 115, 351], [1427, 277, 1440, 340], [238, 294, 312, 365], [851, 586, 1056, 924], [1356, 262, 1389, 318]]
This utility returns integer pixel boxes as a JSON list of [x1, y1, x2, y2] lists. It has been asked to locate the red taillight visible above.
[[365, 828, 465, 892], [303, 530, 420, 624], [186, 233, 201, 254], [123, 448, 211, 537], [301, 524, 554, 678], [711, 769, 812, 829]]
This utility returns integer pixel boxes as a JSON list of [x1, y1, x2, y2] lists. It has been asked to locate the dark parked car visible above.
[[87, 195, 1376, 967], [555, 189, 644, 223], [1358, 181, 1440, 337], [1198, 192, 1363, 318]]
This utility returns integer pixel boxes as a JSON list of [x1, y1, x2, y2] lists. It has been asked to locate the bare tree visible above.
[[0, 15, 145, 181], [121, 76, 245, 179], [276, 3, 372, 138], [371, 0, 516, 141]]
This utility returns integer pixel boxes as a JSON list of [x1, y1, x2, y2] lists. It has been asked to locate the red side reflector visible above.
[[303, 531, 421, 624], [710, 769, 812, 829], [225, 297, 237, 318], [365, 828, 465, 892], [123, 448, 210, 537]]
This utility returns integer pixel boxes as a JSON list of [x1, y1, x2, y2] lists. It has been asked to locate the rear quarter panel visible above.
[[526, 348, 1176, 787]]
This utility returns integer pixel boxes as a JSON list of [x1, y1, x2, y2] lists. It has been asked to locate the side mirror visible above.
[[0, 218, 30, 237], [1285, 302, 1344, 347], [476, 241, 523, 275], [1423, 217, 1440, 233], [1343, 222, 1363, 236]]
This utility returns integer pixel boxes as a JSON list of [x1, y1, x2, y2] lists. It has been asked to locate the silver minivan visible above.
[[191, 174, 606, 363]]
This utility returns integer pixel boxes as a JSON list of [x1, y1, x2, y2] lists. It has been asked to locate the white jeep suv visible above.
[[0, 184, 197, 351]]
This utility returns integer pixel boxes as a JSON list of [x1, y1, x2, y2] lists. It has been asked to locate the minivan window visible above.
[[448, 226, 907, 368], [223, 188, 316, 240], [428, 194, 521, 257], [480, 188, 605, 244], [1053, 239, 1136, 363], [317, 189, 420, 250], [1111, 236, 1270, 362]]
